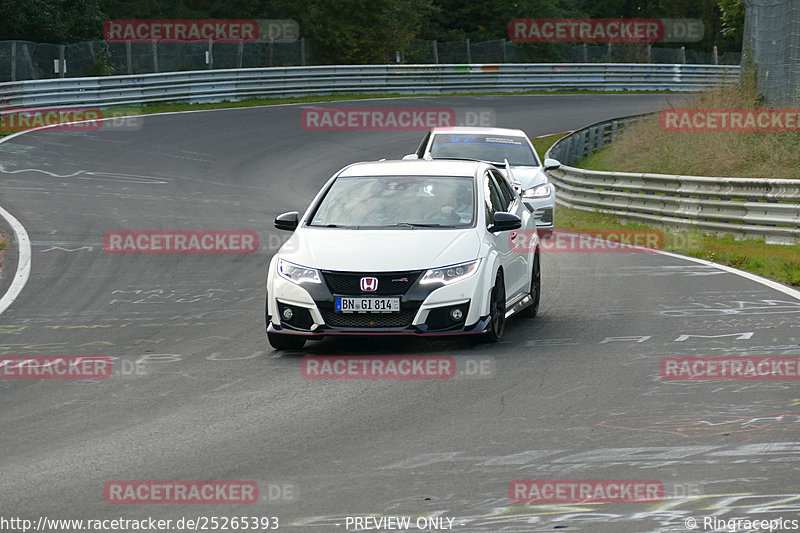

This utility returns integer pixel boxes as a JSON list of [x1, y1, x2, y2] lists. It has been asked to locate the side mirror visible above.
[[543, 158, 561, 171], [275, 211, 300, 231], [489, 211, 522, 233], [402, 153, 419, 160]]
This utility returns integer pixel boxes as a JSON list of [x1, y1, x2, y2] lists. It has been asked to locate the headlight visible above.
[[523, 183, 552, 198], [420, 259, 481, 285], [277, 259, 321, 285]]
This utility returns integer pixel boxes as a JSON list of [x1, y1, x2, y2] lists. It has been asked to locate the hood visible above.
[[498, 166, 549, 190], [280, 227, 482, 272]]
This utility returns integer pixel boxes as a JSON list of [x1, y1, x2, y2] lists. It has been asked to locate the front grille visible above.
[[319, 305, 419, 328], [321, 270, 423, 296]]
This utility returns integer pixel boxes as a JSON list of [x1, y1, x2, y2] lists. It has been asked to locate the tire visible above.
[[484, 271, 506, 342], [268, 331, 306, 350], [521, 250, 541, 318]]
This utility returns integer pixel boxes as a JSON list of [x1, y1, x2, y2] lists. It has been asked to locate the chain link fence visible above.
[[743, 0, 800, 106], [0, 37, 739, 82], [404, 39, 739, 67], [0, 39, 311, 81]]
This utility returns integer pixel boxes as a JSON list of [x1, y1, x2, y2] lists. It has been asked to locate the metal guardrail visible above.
[[0, 63, 740, 110], [544, 115, 800, 243]]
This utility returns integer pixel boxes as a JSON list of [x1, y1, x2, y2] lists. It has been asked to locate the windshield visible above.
[[429, 134, 540, 166], [309, 176, 474, 228]]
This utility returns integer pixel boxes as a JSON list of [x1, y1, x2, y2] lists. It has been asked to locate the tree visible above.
[[717, 0, 745, 41], [272, 0, 434, 64], [0, 0, 107, 42]]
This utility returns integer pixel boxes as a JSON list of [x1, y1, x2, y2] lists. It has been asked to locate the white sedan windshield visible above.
[[430, 134, 539, 166], [309, 176, 474, 228]]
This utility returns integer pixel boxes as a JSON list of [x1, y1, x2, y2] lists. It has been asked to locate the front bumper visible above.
[[522, 194, 555, 229], [267, 266, 492, 338]]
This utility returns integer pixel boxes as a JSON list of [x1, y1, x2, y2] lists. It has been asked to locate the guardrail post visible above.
[[10, 41, 16, 81], [237, 41, 243, 68], [152, 41, 158, 73], [576, 131, 586, 164], [433, 40, 438, 64], [126, 41, 132, 74]]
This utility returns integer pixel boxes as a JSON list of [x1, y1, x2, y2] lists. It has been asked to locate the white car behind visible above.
[[404, 126, 560, 235]]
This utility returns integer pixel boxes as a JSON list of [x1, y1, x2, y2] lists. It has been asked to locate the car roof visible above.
[[429, 126, 530, 137], [337, 159, 491, 178]]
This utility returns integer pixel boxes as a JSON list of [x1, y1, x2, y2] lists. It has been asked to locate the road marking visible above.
[[0, 202, 31, 316]]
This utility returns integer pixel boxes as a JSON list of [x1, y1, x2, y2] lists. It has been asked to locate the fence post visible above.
[[88, 41, 95, 63], [126, 41, 132, 74], [466, 38, 471, 63], [22, 44, 37, 79], [501, 38, 506, 62], [152, 41, 158, 73], [606, 43, 612, 61], [433, 40, 438, 64], [680, 46, 686, 64], [300, 37, 306, 66], [646, 43, 651, 63], [269, 38, 274, 67], [58, 45, 66, 78], [208, 40, 213, 70], [10, 41, 16, 81], [237, 41, 243, 68], [582, 43, 588, 62], [712, 45, 718, 65]]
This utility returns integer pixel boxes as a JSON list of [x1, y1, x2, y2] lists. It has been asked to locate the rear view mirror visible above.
[[543, 158, 561, 171], [275, 211, 300, 231], [489, 211, 522, 233]]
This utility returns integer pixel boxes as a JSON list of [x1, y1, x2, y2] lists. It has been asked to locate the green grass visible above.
[[554, 206, 800, 287], [531, 132, 569, 158], [533, 129, 800, 288]]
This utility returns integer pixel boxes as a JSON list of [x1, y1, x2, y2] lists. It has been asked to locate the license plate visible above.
[[335, 296, 400, 313]]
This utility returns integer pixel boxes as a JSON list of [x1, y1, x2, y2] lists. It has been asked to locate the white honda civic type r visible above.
[[265, 159, 541, 350]]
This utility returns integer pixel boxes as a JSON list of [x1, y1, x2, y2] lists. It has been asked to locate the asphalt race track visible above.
[[1, 94, 799, 532]]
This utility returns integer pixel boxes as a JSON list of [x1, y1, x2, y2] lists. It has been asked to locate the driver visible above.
[[433, 183, 473, 223]]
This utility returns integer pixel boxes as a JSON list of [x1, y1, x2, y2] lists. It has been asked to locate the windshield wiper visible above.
[[315, 223, 360, 228], [383, 222, 451, 228]]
